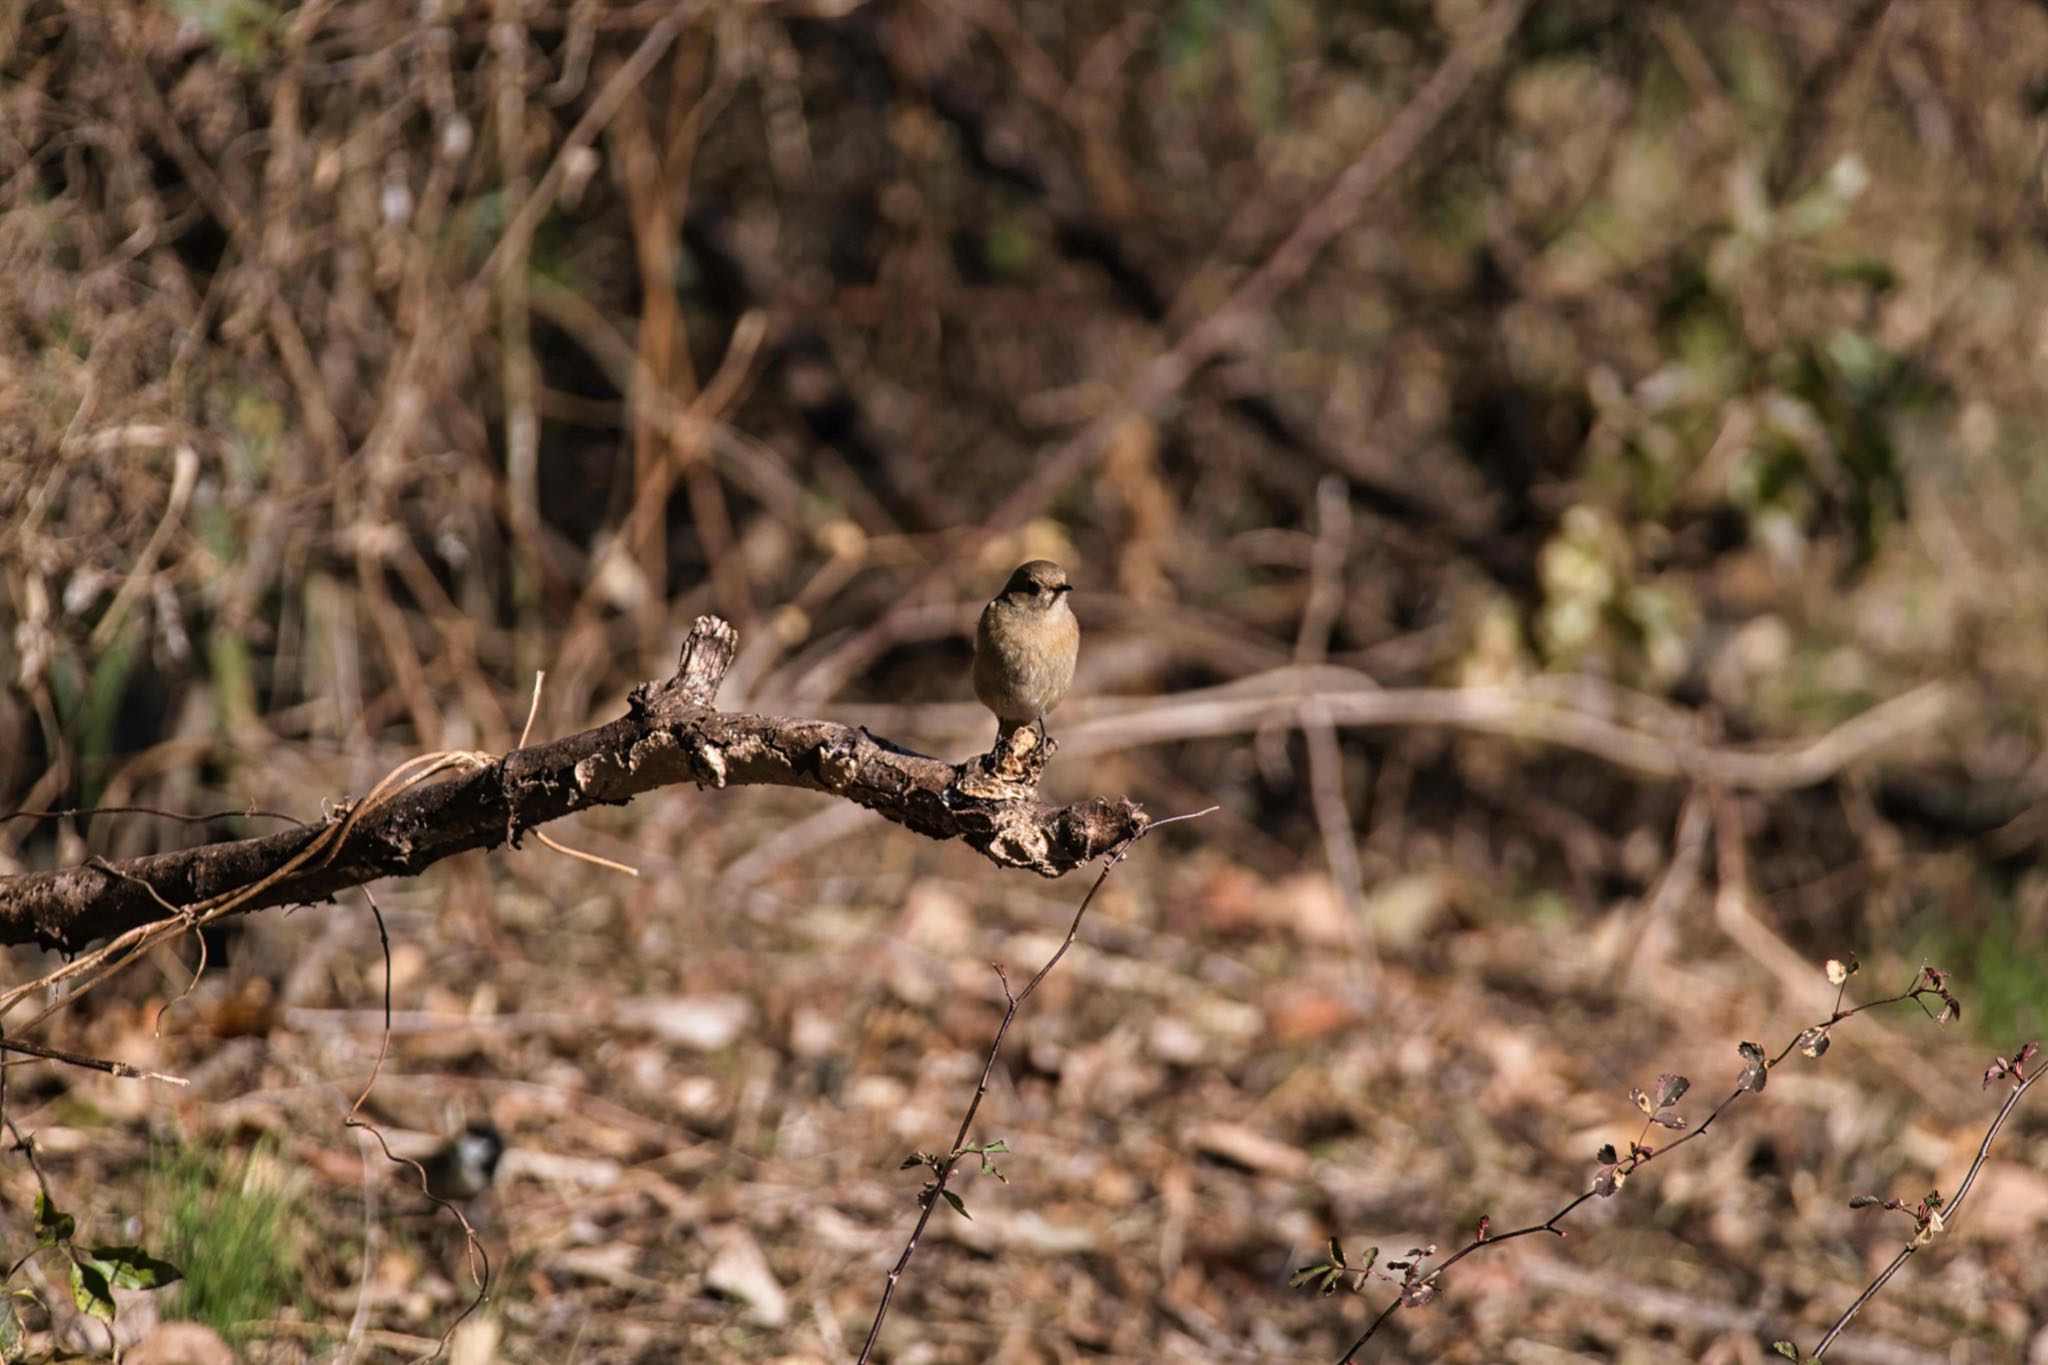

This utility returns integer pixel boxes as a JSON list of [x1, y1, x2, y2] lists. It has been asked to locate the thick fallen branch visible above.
[[0, 618, 1146, 954]]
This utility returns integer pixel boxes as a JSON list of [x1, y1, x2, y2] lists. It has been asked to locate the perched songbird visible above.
[[973, 560, 1079, 744], [418, 1122, 505, 1203]]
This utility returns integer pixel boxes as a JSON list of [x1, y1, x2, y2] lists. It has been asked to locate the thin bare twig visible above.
[[342, 888, 492, 1363], [856, 806, 1218, 1363], [0, 1036, 187, 1086], [0, 805, 305, 827], [515, 670, 639, 876], [1808, 1060, 2043, 1359], [1325, 963, 1962, 1361], [88, 444, 197, 649]]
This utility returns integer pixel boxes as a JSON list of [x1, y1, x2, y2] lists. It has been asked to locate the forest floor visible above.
[[17, 757, 2045, 1364]]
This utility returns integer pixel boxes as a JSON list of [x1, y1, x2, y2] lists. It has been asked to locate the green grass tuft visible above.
[[151, 1140, 310, 1342]]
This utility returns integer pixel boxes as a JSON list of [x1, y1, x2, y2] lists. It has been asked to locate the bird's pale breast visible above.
[[974, 599, 1078, 725]]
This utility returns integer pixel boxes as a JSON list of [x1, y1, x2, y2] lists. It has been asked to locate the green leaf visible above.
[[82, 1246, 183, 1291], [941, 1189, 970, 1220], [1772, 1342, 1799, 1360], [0, 1295, 24, 1364], [1290, 1263, 1332, 1288], [34, 1190, 74, 1249], [69, 1258, 115, 1323]]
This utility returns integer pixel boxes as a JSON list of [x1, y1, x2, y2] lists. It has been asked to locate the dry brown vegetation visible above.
[[4, 0, 2048, 1359]]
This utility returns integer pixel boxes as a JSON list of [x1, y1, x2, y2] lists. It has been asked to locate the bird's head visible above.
[[998, 560, 1073, 612]]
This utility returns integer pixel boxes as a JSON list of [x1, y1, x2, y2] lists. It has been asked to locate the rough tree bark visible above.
[[0, 618, 1147, 954]]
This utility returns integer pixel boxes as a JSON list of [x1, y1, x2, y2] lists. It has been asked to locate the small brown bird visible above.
[[973, 560, 1079, 744]]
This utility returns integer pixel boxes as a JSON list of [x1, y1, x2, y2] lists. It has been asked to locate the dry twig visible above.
[[1807, 1051, 2043, 1359], [1312, 961, 1982, 1362], [857, 805, 1217, 1362]]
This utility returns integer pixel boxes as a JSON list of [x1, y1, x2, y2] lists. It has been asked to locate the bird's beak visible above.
[[1053, 584, 1073, 596]]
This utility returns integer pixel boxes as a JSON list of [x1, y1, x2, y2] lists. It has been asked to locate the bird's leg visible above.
[[1034, 715, 1057, 756]]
